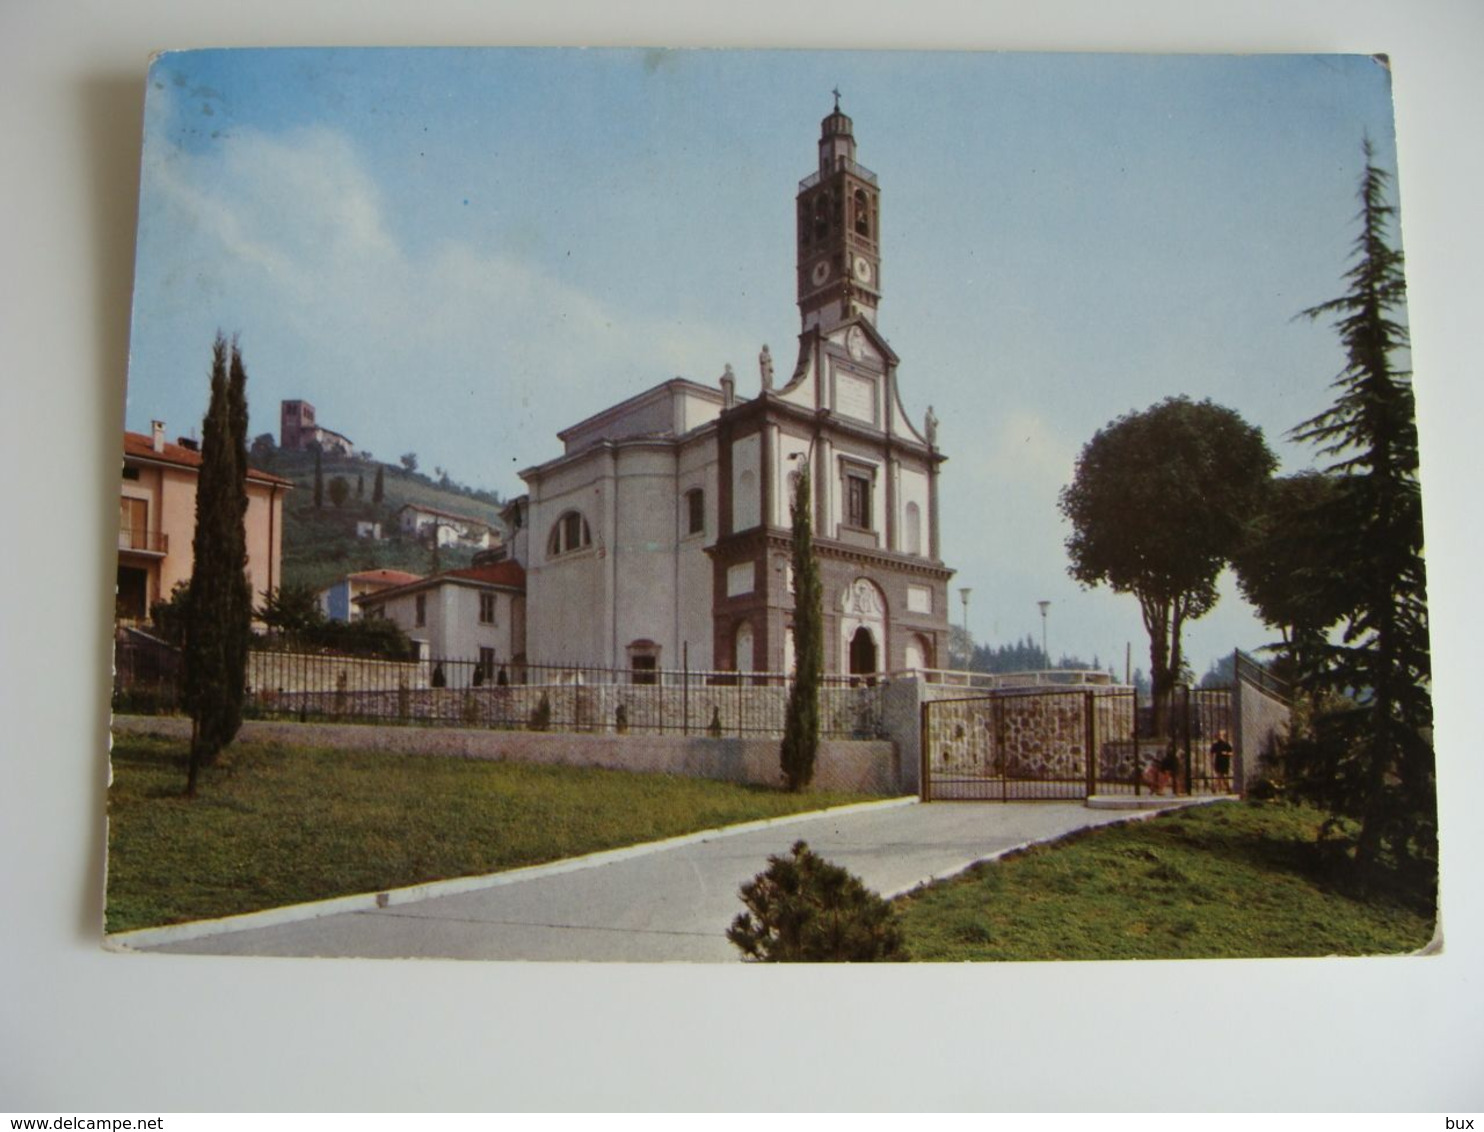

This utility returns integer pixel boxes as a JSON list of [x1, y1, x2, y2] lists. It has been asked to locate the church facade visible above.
[[505, 102, 954, 678]]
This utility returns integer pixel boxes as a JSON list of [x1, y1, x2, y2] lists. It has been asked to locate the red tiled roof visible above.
[[346, 569, 424, 585], [123, 431, 294, 487], [352, 559, 526, 605], [395, 502, 494, 528], [445, 560, 526, 588]]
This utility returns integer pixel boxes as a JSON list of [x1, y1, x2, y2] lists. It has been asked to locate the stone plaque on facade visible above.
[[727, 561, 755, 597], [835, 370, 877, 424]]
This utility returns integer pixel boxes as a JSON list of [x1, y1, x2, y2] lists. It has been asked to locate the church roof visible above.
[[554, 377, 724, 447]]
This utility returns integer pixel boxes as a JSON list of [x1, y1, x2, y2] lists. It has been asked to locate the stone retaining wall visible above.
[[924, 689, 1135, 785], [113, 715, 901, 794], [1233, 677, 1291, 791], [248, 651, 426, 694]]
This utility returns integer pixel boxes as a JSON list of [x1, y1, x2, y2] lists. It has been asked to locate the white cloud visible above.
[[129, 115, 744, 488]]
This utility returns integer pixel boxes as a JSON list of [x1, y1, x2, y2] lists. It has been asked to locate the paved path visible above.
[[143, 800, 1184, 961]]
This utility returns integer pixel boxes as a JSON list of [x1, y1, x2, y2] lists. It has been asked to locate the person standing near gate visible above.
[[1210, 730, 1234, 794]]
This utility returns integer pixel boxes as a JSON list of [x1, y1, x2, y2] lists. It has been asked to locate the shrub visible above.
[[148, 581, 191, 646], [1246, 777, 1284, 802], [727, 840, 908, 962], [529, 692, 552, 732]]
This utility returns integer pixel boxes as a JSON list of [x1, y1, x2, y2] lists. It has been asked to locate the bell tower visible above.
[[796, 93, 881, 334]]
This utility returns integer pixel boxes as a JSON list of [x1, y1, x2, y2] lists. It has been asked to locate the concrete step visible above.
[[1085, 794, 1237, 811]]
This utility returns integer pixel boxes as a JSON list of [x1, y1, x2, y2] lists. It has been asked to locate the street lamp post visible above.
[[1037, 600, 1051, 669]]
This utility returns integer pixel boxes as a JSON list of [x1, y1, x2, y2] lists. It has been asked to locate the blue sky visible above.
[[124, 48, 1405, 677]]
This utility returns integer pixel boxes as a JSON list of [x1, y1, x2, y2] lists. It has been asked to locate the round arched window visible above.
[[547, 510, 592, 557]]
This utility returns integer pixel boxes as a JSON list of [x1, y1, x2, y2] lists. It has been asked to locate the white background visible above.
[[2, 0, 1481, 1112]]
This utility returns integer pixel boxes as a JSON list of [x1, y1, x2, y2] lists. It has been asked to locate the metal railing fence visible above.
[[118, 528, 168, 553], [113, 642, 888, 740], [1234, 649, 1292, 704]]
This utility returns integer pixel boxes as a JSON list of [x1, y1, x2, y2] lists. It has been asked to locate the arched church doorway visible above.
[[849, 626, 877, 676], [840, 577, 887, 678]]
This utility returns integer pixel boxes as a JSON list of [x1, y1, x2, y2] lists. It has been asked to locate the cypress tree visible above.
[[313, 447, 324, 509], [1288, 142, 1432, 874], [356, 472, 364, 500], [372, 464, 385, 504], [181, 334, 252, 796], [224, 341, 251, 740], [781, 461, 822, 791]]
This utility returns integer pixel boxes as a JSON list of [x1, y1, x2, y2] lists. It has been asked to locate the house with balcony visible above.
[[116, 421, 292, 622]]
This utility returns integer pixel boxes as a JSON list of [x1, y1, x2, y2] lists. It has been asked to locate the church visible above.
[[500, 100, 954, 679]]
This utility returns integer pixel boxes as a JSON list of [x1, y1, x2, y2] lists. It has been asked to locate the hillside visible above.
[[248, 446, 509, 594]]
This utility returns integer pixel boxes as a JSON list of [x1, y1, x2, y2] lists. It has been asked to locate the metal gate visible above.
[[1170, 685, 1236, 796], [920, 685, 1232, 802]]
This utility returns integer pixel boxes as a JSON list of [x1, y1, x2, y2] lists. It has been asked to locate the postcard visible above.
[[107, 48, 1434, 962]]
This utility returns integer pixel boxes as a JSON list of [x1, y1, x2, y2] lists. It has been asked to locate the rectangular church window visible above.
[[846, 473, 872, 530], [686, 487, 705, 535]]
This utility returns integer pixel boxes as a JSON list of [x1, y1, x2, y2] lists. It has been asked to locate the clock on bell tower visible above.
[[796, 93, 881, 334]]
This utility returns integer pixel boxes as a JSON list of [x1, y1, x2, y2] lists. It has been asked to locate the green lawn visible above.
[[106, 735, 880, 933], [896, 800, 1436, 961]]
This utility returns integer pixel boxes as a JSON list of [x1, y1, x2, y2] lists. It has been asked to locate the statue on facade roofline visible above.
[[759, 344, 774, 390], [924, 405, 939, 446]]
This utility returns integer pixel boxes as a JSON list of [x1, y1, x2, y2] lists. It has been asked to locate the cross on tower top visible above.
[[832, 86, 841, 112]]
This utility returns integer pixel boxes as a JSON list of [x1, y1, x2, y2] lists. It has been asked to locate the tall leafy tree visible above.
[[781, 461, 823, 791], [1060, 396, 1275, 732], [1230, 470, 1348, 679], [1286, 143, 1432, 872], [181, 335, 253, 796]]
